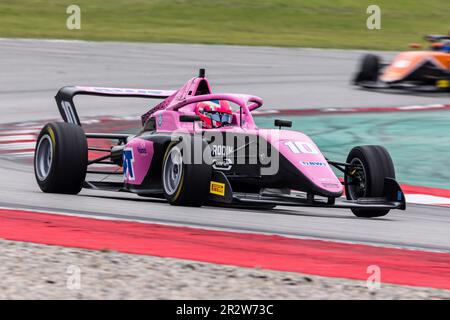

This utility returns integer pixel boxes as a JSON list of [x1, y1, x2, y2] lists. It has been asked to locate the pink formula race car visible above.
[[34, 70, 405, 218]]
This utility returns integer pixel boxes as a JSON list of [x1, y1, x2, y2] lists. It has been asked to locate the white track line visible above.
[[0, 142, 36, 150], [406, 194, 450, 206], [0, 135, 36, 142]]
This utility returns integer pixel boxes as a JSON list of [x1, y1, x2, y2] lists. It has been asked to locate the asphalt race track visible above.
[[1, 38, 449, 123], [0, 39, 449, 252]]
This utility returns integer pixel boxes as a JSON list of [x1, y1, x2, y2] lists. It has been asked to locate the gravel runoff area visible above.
[[0, 239, 448, 300]]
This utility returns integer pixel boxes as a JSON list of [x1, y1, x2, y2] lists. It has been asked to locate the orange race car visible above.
[[353, 35, 450, 92]]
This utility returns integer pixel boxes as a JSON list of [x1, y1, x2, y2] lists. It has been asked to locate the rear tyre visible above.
[[162, 140, 212, 207], [34, 122, 88, 194], [345, 145, 395, 218], [354, 54, 380, 83]]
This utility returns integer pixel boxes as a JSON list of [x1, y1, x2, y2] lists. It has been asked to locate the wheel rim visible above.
[[162, 147, 183, 196], [35, 134, 53, 181], [347, 158, 367, 200]]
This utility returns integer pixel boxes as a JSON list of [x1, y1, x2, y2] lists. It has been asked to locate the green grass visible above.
[[0, 0, 449, 49]]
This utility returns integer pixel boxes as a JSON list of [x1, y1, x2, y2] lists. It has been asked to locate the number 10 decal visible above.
[[284, 141, 318, 154]]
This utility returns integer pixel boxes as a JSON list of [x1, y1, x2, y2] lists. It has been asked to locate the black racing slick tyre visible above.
[[34, 122, 88, 194], [354, 54, 380, 83], [162, 140, 212, 207], [345, 145, 395, 218]]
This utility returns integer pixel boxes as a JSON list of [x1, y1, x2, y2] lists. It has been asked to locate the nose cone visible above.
[[262, 129, 343, 197], [281, 142, 344, 196], [380, 52, 419, 82], [380, 51, 449, 83]]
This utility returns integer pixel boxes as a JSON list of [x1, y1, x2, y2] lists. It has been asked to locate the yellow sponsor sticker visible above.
[[210, 181, 225, 196], [47, 127, 56, 151], [437, 80, 450, 88]]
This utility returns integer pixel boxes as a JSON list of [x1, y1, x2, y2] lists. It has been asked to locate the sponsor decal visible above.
[[61, 100, 77, 124], [123, 148, 135, 180], [92, 88, 163, 95], [137, 142, 147, 154], [437, 80, 449, 88], [157, 114, 163, 127], [322, 183, 340, 189], [211, 145, 233, 157], [212, 158, 233, 171], [301, 161, 326, 167], [210, 181, 225, 196], [284, 141, 318, 154], [392, 59, 411, 68], [47, 127, 56, 149]]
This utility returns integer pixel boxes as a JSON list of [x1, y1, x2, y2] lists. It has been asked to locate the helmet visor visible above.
[[209, 112, 232, 124]]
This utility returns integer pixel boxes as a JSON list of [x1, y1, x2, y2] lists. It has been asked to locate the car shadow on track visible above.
[[354, 87, 450, 97], [82, 193, 393, 221], [270, 207, 393, 221], [80, 194, 167, 204]]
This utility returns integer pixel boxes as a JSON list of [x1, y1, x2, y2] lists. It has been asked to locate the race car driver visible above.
[[195, 100, 233, 129]]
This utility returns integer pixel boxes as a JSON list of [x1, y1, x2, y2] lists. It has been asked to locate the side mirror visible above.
[[274, 119, 292, 129], [180, 115, 201, 122], [409, 43, 422, 49]]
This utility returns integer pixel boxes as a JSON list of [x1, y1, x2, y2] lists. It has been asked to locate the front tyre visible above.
[[345, 145, 395, 218], [353, 54, 380, 84], [162, 140, 212, 207], [34, 122, 88, 194]]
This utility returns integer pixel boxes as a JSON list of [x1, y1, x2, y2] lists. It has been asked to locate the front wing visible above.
[[82, 166, 406, 211], [209, 174, 406, 211], [356, 80, 450, 92]]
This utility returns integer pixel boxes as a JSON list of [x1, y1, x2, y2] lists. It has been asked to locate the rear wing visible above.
[[55, 86, 176, 126], [425, 34, 450, 43]]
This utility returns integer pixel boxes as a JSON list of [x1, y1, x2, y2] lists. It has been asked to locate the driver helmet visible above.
[[431, 42, 444, 51], [195, 100, 233, 129]]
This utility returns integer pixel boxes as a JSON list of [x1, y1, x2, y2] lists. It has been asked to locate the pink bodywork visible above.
[[126, 76, 343, 195], [124, 139, 154, 185]]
